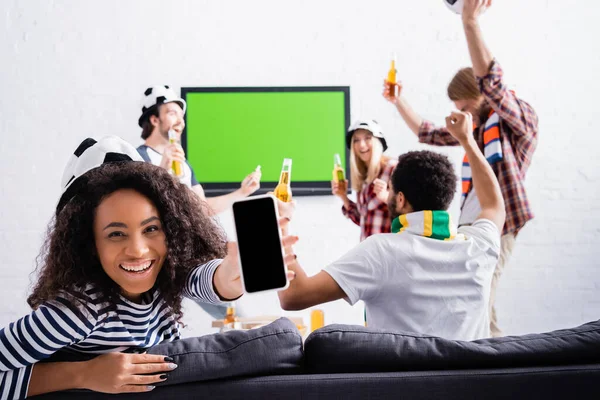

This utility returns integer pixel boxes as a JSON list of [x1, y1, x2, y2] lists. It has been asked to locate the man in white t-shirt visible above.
[[279, 110, 505, 340], [137, 85, 261, 215]]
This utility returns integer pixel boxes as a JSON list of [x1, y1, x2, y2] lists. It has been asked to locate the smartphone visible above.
[[232, 194, 289, 293]]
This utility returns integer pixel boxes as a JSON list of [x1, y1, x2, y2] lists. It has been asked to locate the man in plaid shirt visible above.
[[383, 0, 538, 337]]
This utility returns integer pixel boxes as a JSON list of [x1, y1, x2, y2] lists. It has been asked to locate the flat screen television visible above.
[[181, 86, 350, 196]]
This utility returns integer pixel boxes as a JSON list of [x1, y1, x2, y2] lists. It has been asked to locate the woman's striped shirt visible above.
[[0, 259, 223, 399]]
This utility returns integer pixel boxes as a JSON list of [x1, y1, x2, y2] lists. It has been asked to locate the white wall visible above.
[[1, 0, 599, 338]]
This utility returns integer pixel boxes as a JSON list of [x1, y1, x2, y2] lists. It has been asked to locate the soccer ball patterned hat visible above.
[[56, 135, 143, 214], [138, 85, 187, 127]]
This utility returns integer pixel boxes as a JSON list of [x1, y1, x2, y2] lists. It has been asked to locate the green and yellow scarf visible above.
[[391, 210, 457, 240]]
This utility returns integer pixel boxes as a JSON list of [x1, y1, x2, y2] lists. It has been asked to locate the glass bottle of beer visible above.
[[310, 309, 324, 332], [332, 153, 345, 183], [274, 158, 292, 202], [168, 129, 183, 177], [386, 54, 398, 98], [224, 302, 236, 324]]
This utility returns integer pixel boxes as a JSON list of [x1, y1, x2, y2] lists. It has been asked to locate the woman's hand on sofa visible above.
[[80, 352, 175, 393], [28, 353, 176, 396]]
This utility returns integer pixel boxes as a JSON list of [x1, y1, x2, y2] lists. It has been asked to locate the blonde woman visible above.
[[332, 120, 397, 241]]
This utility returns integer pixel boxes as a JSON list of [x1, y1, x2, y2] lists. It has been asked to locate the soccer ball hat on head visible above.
[[444, 0, 464, 14], [443, 0, 488, 15], [346, 119, 388, 152], [56, 136, 144, 214], [138, 85, 187, 127]]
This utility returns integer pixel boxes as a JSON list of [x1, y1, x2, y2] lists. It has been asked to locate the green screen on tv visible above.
[[181, 87, 350, 196]]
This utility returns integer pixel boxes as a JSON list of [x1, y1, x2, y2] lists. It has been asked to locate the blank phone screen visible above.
[[233, 197, 287, 293]]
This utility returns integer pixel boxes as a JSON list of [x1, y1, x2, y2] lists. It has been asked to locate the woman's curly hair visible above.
[[28, 161, 227, 323]]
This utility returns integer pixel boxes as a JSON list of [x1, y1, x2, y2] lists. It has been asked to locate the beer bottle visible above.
[[310, 309, 324, 332], [386, 55, 398, 98], [332, 153, 345, 183], [274, 158, 292, 202], [168, 129, 183, 177], [224, 302, 236, 324]]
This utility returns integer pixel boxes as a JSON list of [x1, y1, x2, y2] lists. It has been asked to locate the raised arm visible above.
[[275, 216, 346, 310], [278, 260, 346, 311], [331, 179, 361, 226], [198, 170, 261, 215], [211, 217, 298, 301], [462, 0, 494, 78], [382, 81, 423, 136], [383, 81, 460, 147], [205, 191, 248, 215], [446, 111, 505, 231], [184, 258, 236, 302], [462, 0, 538, 139], [279, 233, 384, 311]]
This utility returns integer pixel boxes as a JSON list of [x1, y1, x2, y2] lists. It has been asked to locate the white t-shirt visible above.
[[459, 190, 482, 226], [323, 219, 501, 341]]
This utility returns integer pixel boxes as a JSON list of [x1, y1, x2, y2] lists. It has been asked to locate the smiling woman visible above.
[[331, 120, 398, 242], [93, 189, 169, 303], [0, 136, 257, 399], [29, 155, 231, 318]]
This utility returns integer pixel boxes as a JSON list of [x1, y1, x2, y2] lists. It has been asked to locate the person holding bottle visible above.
[[136, 85, 262, 320], [274, 158, 293, 203], [136, 85, 261, 216], [0, 136, 299, 398], [332, 119, 397, 241], [279, 110, 505, 341], [382, 0, 538, 337]]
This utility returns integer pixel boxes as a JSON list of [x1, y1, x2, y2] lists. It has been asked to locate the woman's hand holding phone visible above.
[[232, 195, 297, 294]]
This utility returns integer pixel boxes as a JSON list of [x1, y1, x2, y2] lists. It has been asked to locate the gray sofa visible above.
[[38, 318, 600, 399]]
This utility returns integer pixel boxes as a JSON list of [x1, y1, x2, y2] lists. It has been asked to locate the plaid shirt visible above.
[[342, 159, 398, 241], [418, 59, 538, 236]]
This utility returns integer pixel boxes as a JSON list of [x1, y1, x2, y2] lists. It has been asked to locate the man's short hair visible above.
[[391, 151, 457, 211], [447, 67, 480, 101], [140, 106, 160, 140]]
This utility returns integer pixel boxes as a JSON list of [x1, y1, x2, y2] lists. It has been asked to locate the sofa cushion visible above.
[[147, 317, 303, 386], [304, 319, 600, 374]]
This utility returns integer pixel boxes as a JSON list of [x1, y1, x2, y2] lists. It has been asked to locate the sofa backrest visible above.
[[304, 319, 600, 373], [148, 317, 304, 386]]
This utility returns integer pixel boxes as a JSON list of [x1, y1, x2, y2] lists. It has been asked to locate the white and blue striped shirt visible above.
[[0, 259, 223, 400]]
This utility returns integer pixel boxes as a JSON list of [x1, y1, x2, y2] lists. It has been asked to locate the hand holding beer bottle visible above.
[[331, 179, 348, 199], [240, 165, 262, 196], [332, 154, 345, 183], [168, 129, 183, 177], [331, 153, 349, 199], [382, 54, 403, 105], [274, 158, 293, 203], [159, 134, 186, 175]]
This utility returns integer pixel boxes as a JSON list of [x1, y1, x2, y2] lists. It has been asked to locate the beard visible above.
[[388, 193, 400, 220], [474, 102, 491, 129], [159, 125, 170, 141]]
